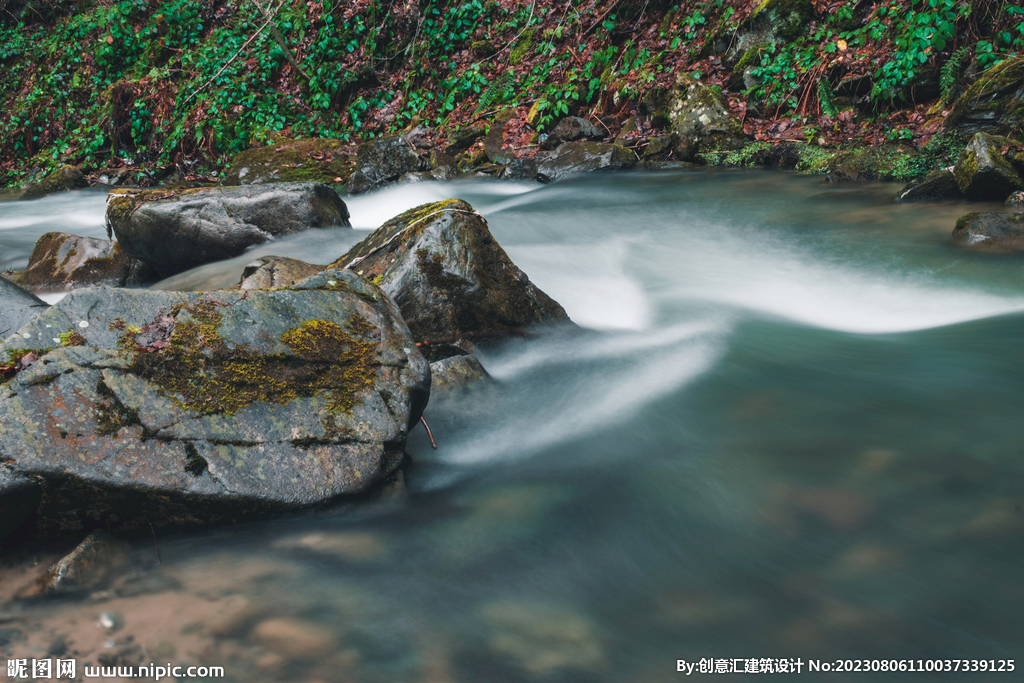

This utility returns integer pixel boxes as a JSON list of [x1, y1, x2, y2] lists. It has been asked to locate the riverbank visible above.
[[2, 0, 1024, 191]]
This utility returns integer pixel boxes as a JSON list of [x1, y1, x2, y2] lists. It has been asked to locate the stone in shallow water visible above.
[[480, 599, 605, 675], [20, 530, 128, 597], [536, 141, 636, 182], [330, 199, 571, 344], [953, 211, 1024, 251], [238, 256, 324, 290], [251, 618, 336, 659], [0, 269, 429, 536], [429, 354, 490, 400], [11, 232, 156, 291], [107, 182, 351, 277], [952, 132, 1024, 201], [895, 170, 962, 202]]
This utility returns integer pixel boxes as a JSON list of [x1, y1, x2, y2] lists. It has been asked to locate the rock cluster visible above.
[[1, 198, 568, 543]]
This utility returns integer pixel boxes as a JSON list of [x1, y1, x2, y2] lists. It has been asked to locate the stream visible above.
[[2, 170, 1023, 681]]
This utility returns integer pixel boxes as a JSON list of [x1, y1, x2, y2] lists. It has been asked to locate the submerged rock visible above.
[[22, 530, 128, 597], [11, 232, 157, 291], [0, 270, 429, 537], [480, 599, 605, 675], [952, 132, 1024, 201], [536, 142, 636, 183], [429, 354, 490, 399], [107, 182, 350, 277], [952, 212, 1024, 251], [346, 135, 430, 194], [221, 137, 355, 186], [895, 170, 962, 202], [239, 256, 323, 290], [330, 199, 570, 343], [1, 277, 48, 336], [21, 165, 88, 200]]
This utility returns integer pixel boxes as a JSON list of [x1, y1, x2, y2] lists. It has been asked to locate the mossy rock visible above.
[[0, 273, 429, 538], [11, 232, 157, 292], [20, 165, 87, 201], [221, 138, 356, 186], [952, 132, 1024, 201], [946, 56, 1024, 139], [509, 28, 535, 66], [749, 0, 814, 40], [668, 76, 749, 159], [330, 199, 571, 343], [953, 211, 1024, 251]]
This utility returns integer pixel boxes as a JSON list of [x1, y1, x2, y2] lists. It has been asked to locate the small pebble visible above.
[[78, 321, 89, 328]]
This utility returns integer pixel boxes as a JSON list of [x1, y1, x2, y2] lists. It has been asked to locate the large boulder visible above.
[[895, 170, 963, 202], [0, 270, 429, 537], [221, 137, 356, 186], [20, 165, 88, 200], [330, 199, 570, 343], [10, 232, 157, 291], [106, 182, 350, 277], [346, 136, 430, 194], [952, 133, 1024, 201], [666, 75, 749, 160], [952, 212, 1024, 251], [945, 55, 1024, 139], [1, 277, 48, 336], [536, 142, 636, 183]]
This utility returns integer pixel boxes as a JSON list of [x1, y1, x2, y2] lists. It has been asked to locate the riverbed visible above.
[[2, 170, 1022, 681]]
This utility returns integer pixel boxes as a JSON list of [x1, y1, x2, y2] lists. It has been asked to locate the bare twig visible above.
[[479, 1, 536, 63], [420, 416, 437, 449], [182, 0, 284, 106], [584, 0, 624, 36], [149, 523, 162, 564]]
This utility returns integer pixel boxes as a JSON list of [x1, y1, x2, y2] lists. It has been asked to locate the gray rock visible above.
[[1, 277, 48, 337], [0, 270, 429, 537], [536, 142, 636, 183], [429, 354, 490, 399], [330, 199, 570, 343], [501, 157, 539, 181], [1007, 190, 1024, 207], [896, 170, 963, 202], [953, 212, 1024, 251], [11, 232, 157, 291], [107, 183, 350, 277], [540, 116, 602, 150], [953, 132, 1024, 201], [239, 256, 323, 290], [345, 136, 429, 194], [21, 530, 128, 597]]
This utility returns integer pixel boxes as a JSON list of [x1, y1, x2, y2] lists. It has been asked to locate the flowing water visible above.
[[2, 171, 1023, 681]]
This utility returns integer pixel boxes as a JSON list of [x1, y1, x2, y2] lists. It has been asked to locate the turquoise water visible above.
[[2, 171, 1022, 681]]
